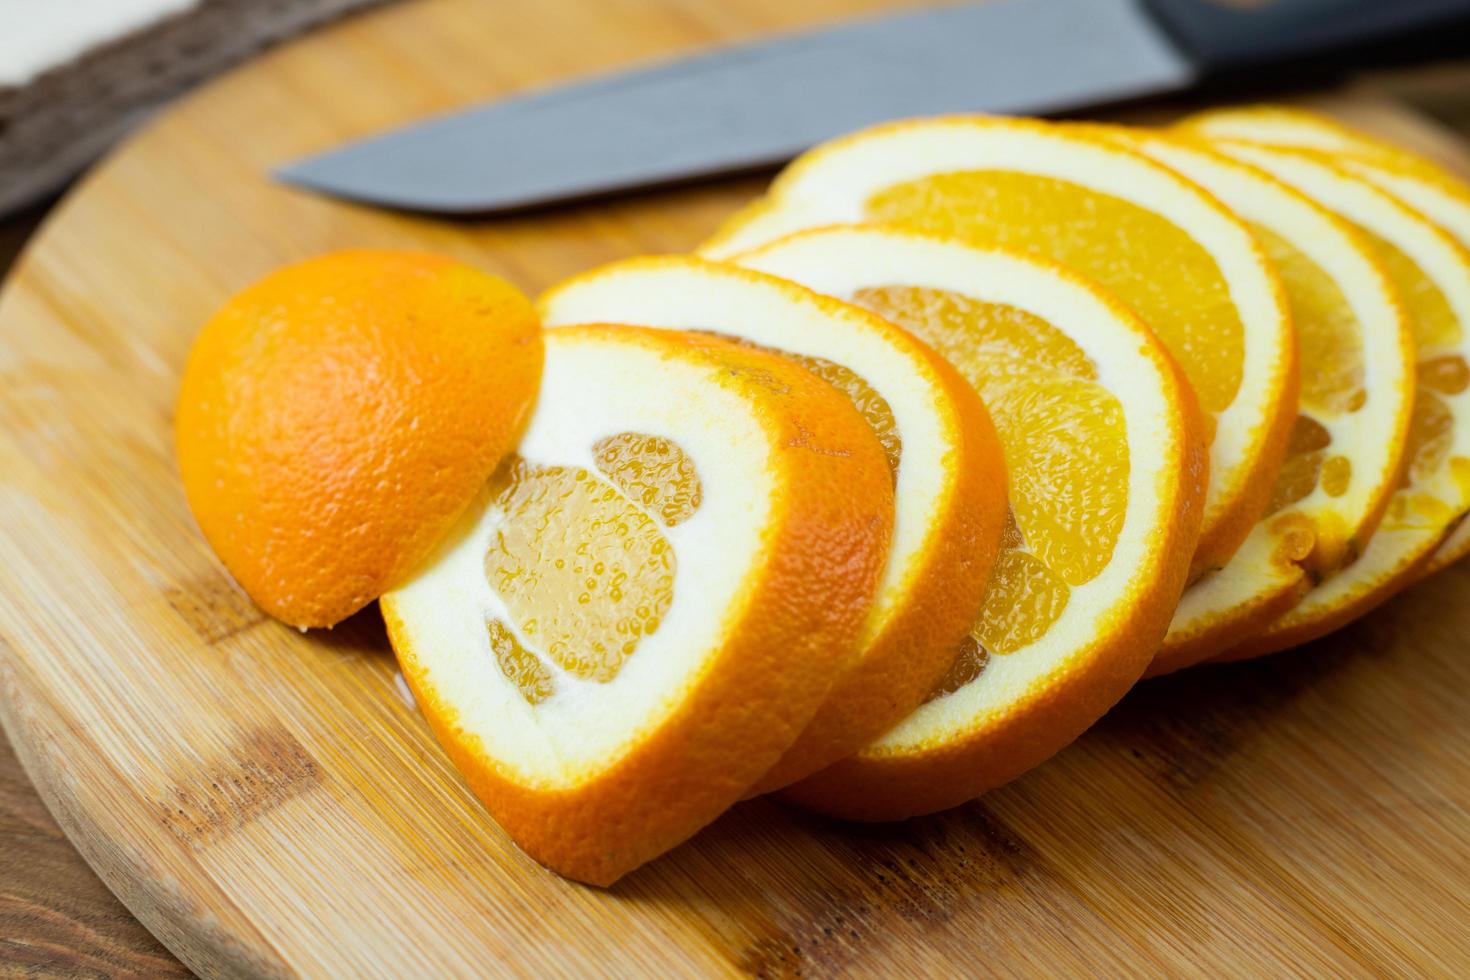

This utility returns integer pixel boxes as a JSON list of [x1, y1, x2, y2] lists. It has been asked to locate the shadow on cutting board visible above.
[[606, 559, 1466, 972]]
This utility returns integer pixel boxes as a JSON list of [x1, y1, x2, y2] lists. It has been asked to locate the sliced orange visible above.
[[382, 325, 893, 884], [175, 249, 542, 628], [701, 116, 1291, 579], [1191, 139, 1470, 659], [1179, 105, 1470, 203], [537, 256, 1007, 792], [1086, 129, 1414, 675], [1434, 515, 1470, 573], [1184, 105, 1470, 578], [731, 226, 1206, 820]]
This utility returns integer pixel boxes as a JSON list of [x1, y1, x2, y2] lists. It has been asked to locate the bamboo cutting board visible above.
[[3, 0, 1470, 974]]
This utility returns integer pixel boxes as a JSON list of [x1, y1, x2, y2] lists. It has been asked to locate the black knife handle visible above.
[[1143, 0, 1470, 75]]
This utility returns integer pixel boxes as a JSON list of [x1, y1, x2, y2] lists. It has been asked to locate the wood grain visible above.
[[2, 0, 1470, 975], [0, 731, 189, 977]]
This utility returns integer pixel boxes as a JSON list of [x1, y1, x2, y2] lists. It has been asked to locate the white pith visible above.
[[1169, 519, 1301, 640], [1347, 165, 1470, 246], [1187, 109, 1470, 576], [538, 258, 955, 644], [698, 117, 1287, 564], [736, 227, 1178, 752], [1433, 512, 1470, 568], [1186, 113, 1362, 154], [1213, 142, 1470, 633], [1340, 172, 1470, 573], [1133, 137, 1411, 647], [1185, 109, 1470, 245], [383, 331, 776, 787]]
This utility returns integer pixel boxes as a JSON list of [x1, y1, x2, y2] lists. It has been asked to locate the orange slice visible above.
[[538, 256, 1007, 792], [1436, 516, 1470, 573], [1191, 140, 1470, 659], [382, 325, 893, 884], [732, 226, 1206, 820], [1183, 105, 1470, 578], [701, 116, 1291, 579], [175, 249, 542, 628], [1179, 105, 1470, 203], [1087, 130, 1414, 674]]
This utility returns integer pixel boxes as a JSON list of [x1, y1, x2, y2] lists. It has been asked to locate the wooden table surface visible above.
[[3, 5, 1470, 975], [0, 223, 191, 976]]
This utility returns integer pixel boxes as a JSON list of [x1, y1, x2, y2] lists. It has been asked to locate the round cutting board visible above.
[[4, 0, 1470, 974]]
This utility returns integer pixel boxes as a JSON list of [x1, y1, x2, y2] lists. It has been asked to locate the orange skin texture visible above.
[[746, 335, 1007, 794], [176, 249, 542, 628], [778, 330, 1211, 822], [386, 325, 895, 885]]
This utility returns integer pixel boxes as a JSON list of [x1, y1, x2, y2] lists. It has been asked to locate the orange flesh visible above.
[[1321, 456, 1352, 497], [973, 539, 1071, 655], [1364, 231, 1462, 352], [853, 285, 1125, 669], [866, 170, 1243, 431], [1421, 355, 1470, 395], [1268, 416, 1332, 514], [482, 437, 704, 703], [1250, 226, 1367, 529], [704, 333, 901, 479], [487, 619, 556, 704], [1253, 226, 1365, 415], [927, 635, 989, 699], [1357, 229, 1467, 502], [1407, 393, 1455, 484], [1350, 229, 1468, 530], [593, 432, 703, 526]]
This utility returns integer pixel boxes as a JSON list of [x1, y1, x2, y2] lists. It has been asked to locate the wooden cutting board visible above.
[[3, 0, 1470, 974]]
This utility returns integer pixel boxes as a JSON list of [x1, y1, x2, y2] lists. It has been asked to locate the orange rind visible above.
[[1082, 128, 1414, 675], [1183, 105, 1470, 578], [1189, 139, 1470, 659], [732, 226, 1206, 819], [382, 325, 894, 883], [701, 115, 1291, 579], [175, 249, 543, 628], [539, 257, 1007, 792]]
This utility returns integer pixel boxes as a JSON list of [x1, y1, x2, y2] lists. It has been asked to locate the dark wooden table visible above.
[[2, 52, 1470, 980]]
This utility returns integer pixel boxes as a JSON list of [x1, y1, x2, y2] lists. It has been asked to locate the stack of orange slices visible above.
[[1179, 107, 1470, 580], [702, 116, 1296, 583], [1176, 112, 1470, 658], [384, 325, 895, 883], [1086, 126, 1416, 673], [730, 225, 1206, 819], [537, 256, 1008, 794], [173, 106, 1470, 884]]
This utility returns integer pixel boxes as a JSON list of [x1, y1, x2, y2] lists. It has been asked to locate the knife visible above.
[[276, 0, 1470, 214]]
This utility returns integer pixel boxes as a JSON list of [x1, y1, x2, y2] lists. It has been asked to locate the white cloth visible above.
[[0, 0, 200, 87]]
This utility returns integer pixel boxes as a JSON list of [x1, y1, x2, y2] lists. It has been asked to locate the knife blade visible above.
[[276, 0, 1470, 214]]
